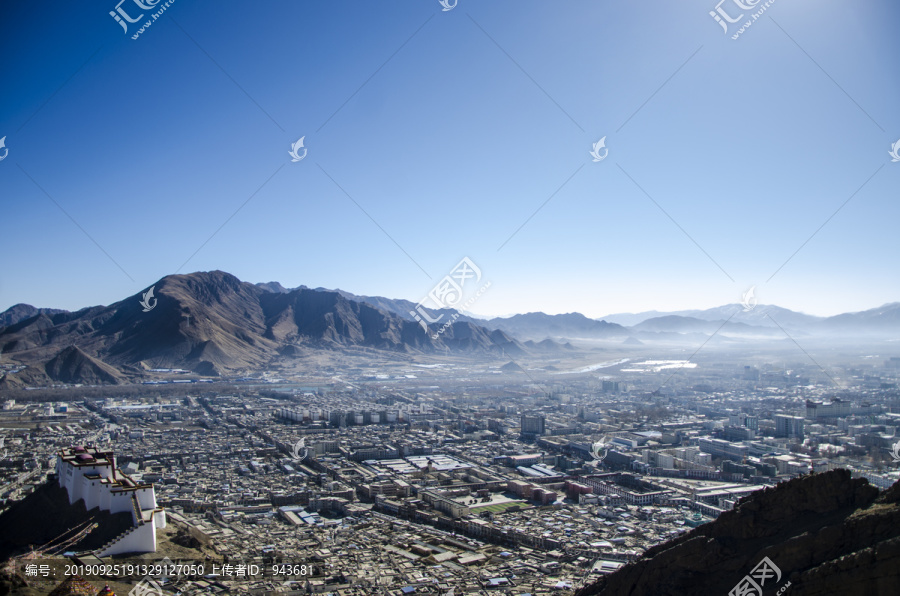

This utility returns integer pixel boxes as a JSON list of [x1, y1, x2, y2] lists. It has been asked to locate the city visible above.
[[2, 0, 899, 593], [2, 340, 898, 593]]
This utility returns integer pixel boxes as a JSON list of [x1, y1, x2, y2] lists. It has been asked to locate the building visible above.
[[775, 415, 805, 439], [420, 490, 470, 519], [698, 437, 749, 462], [723, 425, 755, 442], [806, 399, 851, 421], [56, 446, 166, 556], [520, 415, 545, 440], [729, 413, 759, 432]]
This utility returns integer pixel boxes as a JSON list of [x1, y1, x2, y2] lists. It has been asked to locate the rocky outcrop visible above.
[[575, 470, 900, 596]]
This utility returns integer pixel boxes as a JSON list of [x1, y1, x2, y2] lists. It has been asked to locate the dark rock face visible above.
[[575, 470, 900, 596], [43, 345, 124, 385]]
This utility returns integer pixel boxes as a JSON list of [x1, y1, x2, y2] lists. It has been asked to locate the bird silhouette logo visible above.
[[741, 286, 757, 312], [289, 136, 307, 162], [439, 0, 457, 11], [0, 136, 7, 161], [590, 436, 610, 462], [139, 286, 157, 312], [290, 437, 309, 462], [890, 440, 900, 463], [589, 136, 608, 162], [889, 139, 900, 163]]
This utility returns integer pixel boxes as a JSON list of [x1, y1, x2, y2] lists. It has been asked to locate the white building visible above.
[[56, 446, 166, 556]]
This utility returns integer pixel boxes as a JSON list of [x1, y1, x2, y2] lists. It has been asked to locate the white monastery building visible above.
[[56, 446, 166, 556]]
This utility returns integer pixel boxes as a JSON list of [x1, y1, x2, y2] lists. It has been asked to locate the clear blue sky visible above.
[[1, 0, 898, 318]]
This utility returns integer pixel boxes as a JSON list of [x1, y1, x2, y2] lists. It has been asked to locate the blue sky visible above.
[[1, 0, 898, 318]]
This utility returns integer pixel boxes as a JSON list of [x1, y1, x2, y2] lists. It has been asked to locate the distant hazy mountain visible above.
[[820, 302, 900, 332], [606, 303, 900, 335], [255, 281, 294, 294], [478, 312, 630, 340], [0, 271, 527, 387], [0, 304, 68, 329], [603, 304, 824, 328], [631, 315, 781, 337]]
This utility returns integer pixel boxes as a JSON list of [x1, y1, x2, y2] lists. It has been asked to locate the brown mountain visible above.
[[0, 304, 68, 329], [0, 271, 525, 386], [44, 346, 125, 385], [575, 469, 900, 596]]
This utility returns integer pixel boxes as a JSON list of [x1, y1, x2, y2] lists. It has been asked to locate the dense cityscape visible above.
[[3, 0, 899, 593], [2, 346, 899, 594]]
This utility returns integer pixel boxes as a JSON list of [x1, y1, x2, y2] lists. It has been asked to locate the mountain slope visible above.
[[575, 470, 900, 596], [822, 302, 900, 332], [44, 346, 125, 385], [631, 315, 781, 337], [480, 312, 630, 340], [0, 304, 68, 329], [603, 304, 825, 329], [0, 271, 526, 385]]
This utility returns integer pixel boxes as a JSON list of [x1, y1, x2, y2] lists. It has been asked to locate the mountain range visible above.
[[0, 270, 897, 387], [260, 284, 900, 340], [0, 271, 527, 388]]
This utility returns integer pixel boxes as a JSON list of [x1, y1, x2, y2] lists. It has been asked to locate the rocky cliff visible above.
[[575, 469, 900, 596]]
